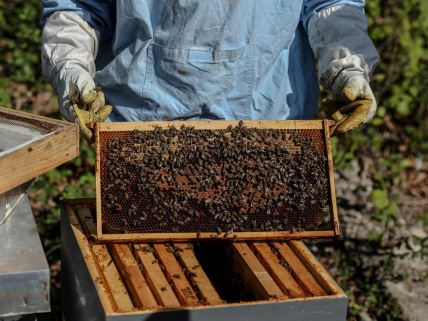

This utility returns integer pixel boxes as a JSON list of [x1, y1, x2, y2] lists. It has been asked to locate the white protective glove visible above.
[[41, 12, 111, 139], [328, 71, 377, 133], [308, 4, 380, 133]]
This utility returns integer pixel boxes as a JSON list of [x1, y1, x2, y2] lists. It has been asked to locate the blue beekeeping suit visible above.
[[41, 1, 379, 128]]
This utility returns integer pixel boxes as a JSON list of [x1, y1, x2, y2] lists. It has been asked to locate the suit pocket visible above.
[[142, 42, 254, 120]]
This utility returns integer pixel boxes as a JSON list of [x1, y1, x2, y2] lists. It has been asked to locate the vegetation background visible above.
[[0, 0, 427, 320]]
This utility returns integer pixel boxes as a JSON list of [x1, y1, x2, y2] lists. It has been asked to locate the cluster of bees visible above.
[[101, 121, 329, 234]]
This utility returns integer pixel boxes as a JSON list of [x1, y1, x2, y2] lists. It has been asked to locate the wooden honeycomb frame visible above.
[[94, 120, 340, 241]]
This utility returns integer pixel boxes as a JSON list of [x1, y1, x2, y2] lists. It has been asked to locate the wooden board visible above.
[[152, 244, 199, 306], [251, 242, 306, 298], [0, 107, 79, 194], [63, 199, 346, 317], [92, 244, 135, 312], [287, 241, 342, 295], [97, 230, 336, 242], [323, 121, 341, 236], [95, 120, 328, 132], [95, 119, 340, 241], [272, 242, 326, 296], [66, 202, 118, 314], [133, 244, 181, 308], [109, 243, 158, 309], [73, 204, 134, 311], [174, 243, 224, 305], [232, 243, 286, 300]]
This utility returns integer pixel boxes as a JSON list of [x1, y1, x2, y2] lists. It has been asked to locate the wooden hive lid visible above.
[[0, 107, 79, 194]]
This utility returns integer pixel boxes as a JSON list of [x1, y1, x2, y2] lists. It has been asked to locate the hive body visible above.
[[62, 199, 347, 321]]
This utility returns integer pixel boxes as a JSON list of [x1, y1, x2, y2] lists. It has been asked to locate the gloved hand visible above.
[[325, 72, 377, 134], [56, 67, 112, 139], [307, 4, 380, 134], [41, 11, 112, 139], [71, 87, 112, 140]]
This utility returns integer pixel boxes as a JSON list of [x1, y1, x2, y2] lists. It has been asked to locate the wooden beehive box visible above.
[[62, 199, 347, 321], [0, 107, 79, 194]]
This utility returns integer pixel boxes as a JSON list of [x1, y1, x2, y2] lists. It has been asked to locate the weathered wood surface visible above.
[[134, 244, 181, 308], [251, 242, 306, 298], [0, 107, 79, 194], [65, 199, 345, 317], [233, 242, 286, 300], [95, 120, 327, 132], [272, 242, 326, 296], [109, 243, 158, 309], [174, 243, 224, 305], [153, 243, 199, 306]]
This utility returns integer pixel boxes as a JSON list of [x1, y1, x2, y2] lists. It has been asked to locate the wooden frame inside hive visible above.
[[95, 120, 339, 241]]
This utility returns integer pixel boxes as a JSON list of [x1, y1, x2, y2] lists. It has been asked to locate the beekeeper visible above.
[[41, 1, 379, 138]]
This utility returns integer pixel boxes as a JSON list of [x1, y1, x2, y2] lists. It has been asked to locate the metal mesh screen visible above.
[[0, 114, 53, 154], [98, 121, 334, 236]]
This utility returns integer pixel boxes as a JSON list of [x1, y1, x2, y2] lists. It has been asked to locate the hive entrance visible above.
[[95, 120, 339, 241]]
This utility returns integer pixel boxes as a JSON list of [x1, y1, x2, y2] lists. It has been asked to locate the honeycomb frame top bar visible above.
[[95, 119, 339, 242], [95, 119, 326, 132]]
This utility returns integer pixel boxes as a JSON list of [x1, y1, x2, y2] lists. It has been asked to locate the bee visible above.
[[142, 246, 154, 253], [223, 230, 232, 239]]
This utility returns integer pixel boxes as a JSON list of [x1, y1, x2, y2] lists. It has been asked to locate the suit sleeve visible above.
[[301, 0, 379, 91]]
